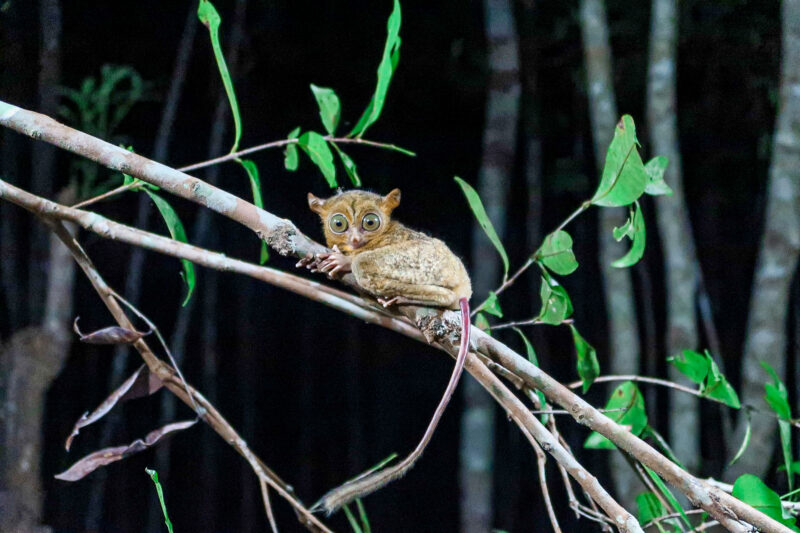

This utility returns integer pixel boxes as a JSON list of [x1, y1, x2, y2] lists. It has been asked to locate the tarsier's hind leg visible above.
[[366, 280, 458, 308]]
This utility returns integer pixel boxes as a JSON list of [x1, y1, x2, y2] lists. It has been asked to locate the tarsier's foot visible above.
[[295, 254, 323, 273], [377, 296, 428, 307], [317, 245, 352, 279]]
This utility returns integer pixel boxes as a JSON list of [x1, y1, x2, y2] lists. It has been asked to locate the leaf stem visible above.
[[488, 317, 574, 331], [71, 181, 140, 209]]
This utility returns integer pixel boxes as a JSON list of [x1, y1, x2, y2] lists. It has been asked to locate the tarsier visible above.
[[298, 188, 471, 512]]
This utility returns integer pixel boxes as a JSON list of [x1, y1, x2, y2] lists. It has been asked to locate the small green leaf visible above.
[[644, 156, 673, 196], [571, 325, 599, 393], [475, 291, 503, 318], [198, 0, 242, 153], [454, 176, 509, 279], [701, 351, 740, 408], [537, 273, 573, 325], [636, 492, 665, 525], [310, 84, 341, 135], [284, 127, 300, 171], [332, 143, 362, 186], [475, 312, 491, 335], [145, 468, 174, 533], [732, 475, 799, 531], [537, 230, 578, 275], [144, 190, 195, 306], [591, 115, 648, 207], [729, 411, 752, 466], [762, 361, 793, 489], [645, 467, 691, 527], [667, 349, 709, 385], [611, 201, 646, 268], [513, 328, 548, 424], [298, 131, 337, 187], [238, 159, 269, 264], [350, 0, 402, 137], [585, 382, 646, 449]]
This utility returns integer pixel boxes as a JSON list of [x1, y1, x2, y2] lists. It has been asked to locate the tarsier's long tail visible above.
[[315, 298, 471, 514]]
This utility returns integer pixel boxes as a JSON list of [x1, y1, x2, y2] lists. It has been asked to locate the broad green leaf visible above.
[[701, 351, 740, 408], [144, 190, 195, 306], [475, 291, 503, 318], [310, 84, 341, 135], [475, 312, 491, 335], [298, 131, 337, 187], [778, 461, 800, 476], [145, 468, 173, 533], [198, 0, 242, 153], [667, 349, 709, 385], [332, 143, 362, 186], [642, 426, 685, 470], [571, 325, 599, 393], [732, 475, 799, 531], [284, 127, 300, 171], [645, 467, 691, 527], [762, 361, 793, 489], [729, 411, 751, 466], [537, 273, 573, 325], [537, 230, 578, 275], [585, 382, 646, 449], [636, 492, 665, 526], [644, 156, 673, 196], [239, 159, 269, 264], [454, 176, 509, 279], [611, 201, 646, 268], [591, 115, 648, 207], [350, 0, 402, 137], [513, 327, 548, 424]]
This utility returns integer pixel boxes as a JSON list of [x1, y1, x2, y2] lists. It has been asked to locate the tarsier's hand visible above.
[[316, 245, 352, 278], [295, 253, 323, 272]]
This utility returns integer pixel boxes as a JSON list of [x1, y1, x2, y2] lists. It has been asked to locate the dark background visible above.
[[0, 0, 786, 531]]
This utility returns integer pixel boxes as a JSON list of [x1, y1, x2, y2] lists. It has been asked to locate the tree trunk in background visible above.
[[646, 0, 700, 472], [460, 1, 519, 531], [1, 189, 76, 532], [578, 0, 642, 508], [28, 0, 63, 324], [83, 7, 197, 530], [728, 0, 800, 480]]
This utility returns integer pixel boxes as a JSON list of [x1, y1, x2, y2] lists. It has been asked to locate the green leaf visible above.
[[537, 230, 578, 275], [238, 159, 269, 264], [454, 176, 509, 279], [145, 468, 174, 533], [475, 291, 503, 318], [537, 272, 573, 325], [644, 156, 673, 196], [475, 312, 491, 335], [591, 115, 648, 207], [349, 0, 402, 137], [732, 474, 800, 531], [585, 382, 646, 449], [701, 351, 740, 408], [284, 127, 301, 171], [667, 349, 709, 385], [332, 143, 362, 186], [762, 361, 794, 489], [729, 411, 751, 466], [144, 190, 195, 306], [611, 201, 646, 268], [356, 499, 371, 533], [571, 325, 599, 393], [343, 504, 363, 533], [645, 466, 691, 527], [198, 0, 242, 153], [298, 131, 337, 187], [513, 328, 548, 424], [310, 84, 341, 135], [636, 492, 665, 524]]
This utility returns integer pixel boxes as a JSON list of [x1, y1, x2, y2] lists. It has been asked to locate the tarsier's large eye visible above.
[[329, 213, 348, 233], [362, 213, 381, 231]]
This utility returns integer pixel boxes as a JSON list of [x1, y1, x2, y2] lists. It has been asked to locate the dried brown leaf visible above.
[[73, 316, 150, 344], [56, 419, 197, 481], [65, 365, 163, 450]]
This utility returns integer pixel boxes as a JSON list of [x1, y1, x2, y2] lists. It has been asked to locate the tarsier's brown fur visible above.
[[300, 188, 472, 512]]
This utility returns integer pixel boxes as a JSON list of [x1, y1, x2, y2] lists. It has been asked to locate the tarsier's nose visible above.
[[348, 229, 364, 248]]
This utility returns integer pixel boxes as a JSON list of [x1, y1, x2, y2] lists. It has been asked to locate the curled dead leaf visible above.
[[73, 316, 151, 344]]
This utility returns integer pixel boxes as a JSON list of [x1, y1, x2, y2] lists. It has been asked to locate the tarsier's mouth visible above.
[[349, 240, 366, 250]]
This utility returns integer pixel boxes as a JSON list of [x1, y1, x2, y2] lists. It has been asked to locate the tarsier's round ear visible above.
[[382, 188, 401, 212], [308, 192, 325, 214]]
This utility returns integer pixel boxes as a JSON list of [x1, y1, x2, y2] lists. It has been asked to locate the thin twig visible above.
[[71, 181, 141, 209], [487, 317, 574, 331], [259, 473, 279, 533]]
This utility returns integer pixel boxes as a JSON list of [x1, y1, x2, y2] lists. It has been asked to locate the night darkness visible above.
[[0, 1, 790, 532]]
